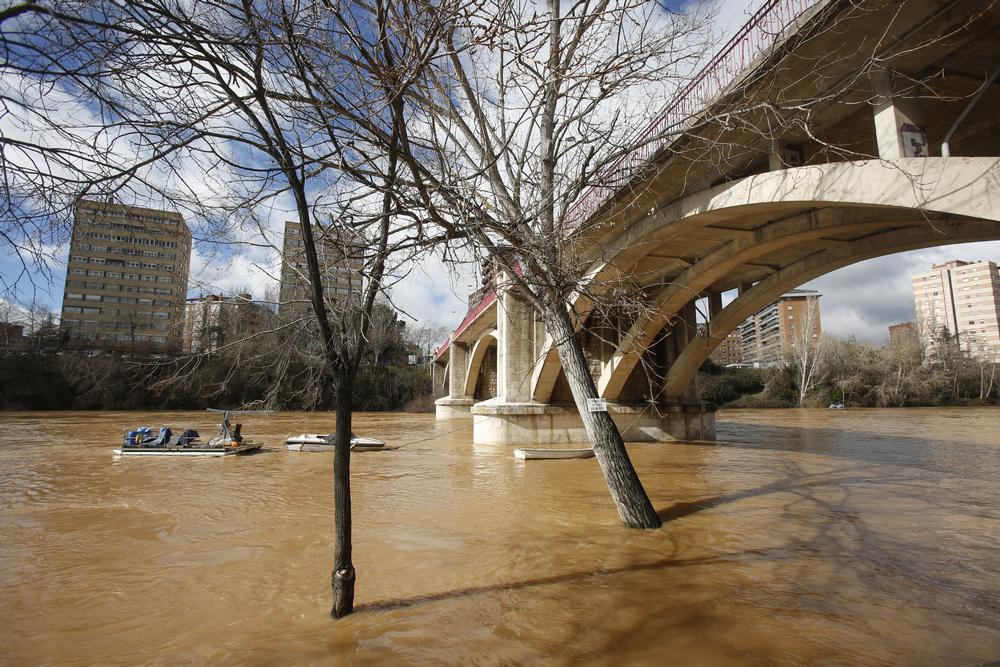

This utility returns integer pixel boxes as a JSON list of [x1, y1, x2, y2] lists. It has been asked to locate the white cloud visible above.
[[389, 252, 479, 329]]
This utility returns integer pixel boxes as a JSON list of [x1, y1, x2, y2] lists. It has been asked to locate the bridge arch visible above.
[[463, 330, 499, 399], [656, 220, 1000, 400], [530, 158, 1000, 403]]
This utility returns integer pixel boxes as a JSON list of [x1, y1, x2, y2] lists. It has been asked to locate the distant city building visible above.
[[278, 221, 363, 319], [183, 293, 273, 353], [911, 259, 1000, 362], [888, 321, 918, 348], [709, 329, 743, 366], [60, 200, 191, 353], [738, 288, 822, 367]]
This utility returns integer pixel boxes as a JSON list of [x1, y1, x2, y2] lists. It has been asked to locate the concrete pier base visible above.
[[470, 399, 716, 445], [434, 397, 475, 419]]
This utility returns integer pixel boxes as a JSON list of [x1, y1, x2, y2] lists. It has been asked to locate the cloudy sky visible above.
[[2, 0, 998, 345]]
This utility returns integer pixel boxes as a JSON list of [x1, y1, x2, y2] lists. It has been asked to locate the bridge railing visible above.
[[563, 0, 815, 227]]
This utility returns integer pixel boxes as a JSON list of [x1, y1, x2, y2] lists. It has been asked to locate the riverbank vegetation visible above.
[[699, 333, 998, 408], [0, 310, 435, 412]]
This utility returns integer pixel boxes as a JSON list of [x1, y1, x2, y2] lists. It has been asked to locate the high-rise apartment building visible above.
[[911, 260, 1000, 362], [738, 288, 822, 367], [709, 329, 743, 367], [61, 200, 191, 353], [278, 221, 363, 319], [183, 293, 273, 353]]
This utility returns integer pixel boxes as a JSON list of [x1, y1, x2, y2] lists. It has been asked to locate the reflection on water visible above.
[[1, 408, 999, 665]]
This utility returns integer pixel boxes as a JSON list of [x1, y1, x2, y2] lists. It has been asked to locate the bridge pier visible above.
[[471, 400, 715, 445], [435, 339, 474, 418]]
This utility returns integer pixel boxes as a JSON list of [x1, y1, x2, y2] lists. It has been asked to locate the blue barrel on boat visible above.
[[125, 430, 138, 447]]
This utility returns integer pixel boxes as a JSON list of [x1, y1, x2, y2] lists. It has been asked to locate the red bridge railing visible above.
[[563, 0, 815, 226], [433, 289, 497, 360]]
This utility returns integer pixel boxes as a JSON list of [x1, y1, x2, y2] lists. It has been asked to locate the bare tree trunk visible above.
[[330, 380, 355, 618], [545, 307, 660, 529]]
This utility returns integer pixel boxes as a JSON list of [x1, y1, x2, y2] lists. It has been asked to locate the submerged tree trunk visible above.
[[544, 306, 661, 529], [330, 381, 355, 617]]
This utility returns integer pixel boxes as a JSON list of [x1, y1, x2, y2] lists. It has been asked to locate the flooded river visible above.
[[1, 408, 999, 665]]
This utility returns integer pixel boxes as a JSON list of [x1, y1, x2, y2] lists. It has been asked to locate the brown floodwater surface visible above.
[[1, 408, 999, 665]]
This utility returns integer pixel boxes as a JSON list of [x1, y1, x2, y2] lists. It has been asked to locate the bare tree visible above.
[[379, 0, 716, 529], [785, 296, 824, 406], [2, 0, 452, 617]]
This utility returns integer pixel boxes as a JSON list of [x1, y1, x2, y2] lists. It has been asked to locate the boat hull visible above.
[[284, 434, 384, 452], [114, 441, 262, 457], [513, 448, 595, 460], [285, 440, 384, 452]]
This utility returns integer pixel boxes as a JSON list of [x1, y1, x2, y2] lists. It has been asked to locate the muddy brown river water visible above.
[[1, 408, 999, 665]]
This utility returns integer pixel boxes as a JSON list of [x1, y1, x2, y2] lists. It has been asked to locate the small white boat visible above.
[[513, 448, 595, 460], [284, 433, 385, 452]]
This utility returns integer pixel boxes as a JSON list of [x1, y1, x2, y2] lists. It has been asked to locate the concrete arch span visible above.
[[531, 157, 1000, 403], [658, 219, 1000, 401]]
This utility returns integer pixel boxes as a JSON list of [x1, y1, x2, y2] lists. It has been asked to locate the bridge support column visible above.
[[670, 301, 699, 402], [872, 70, 928, 159], [473, 282, 539, 441], [431, 358, 448, 398], [435, 340, 474, 418], [496, 285, 534, 403]]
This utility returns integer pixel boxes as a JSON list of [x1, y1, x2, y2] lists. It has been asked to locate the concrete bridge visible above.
[[433, 0, 1000, 444]]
